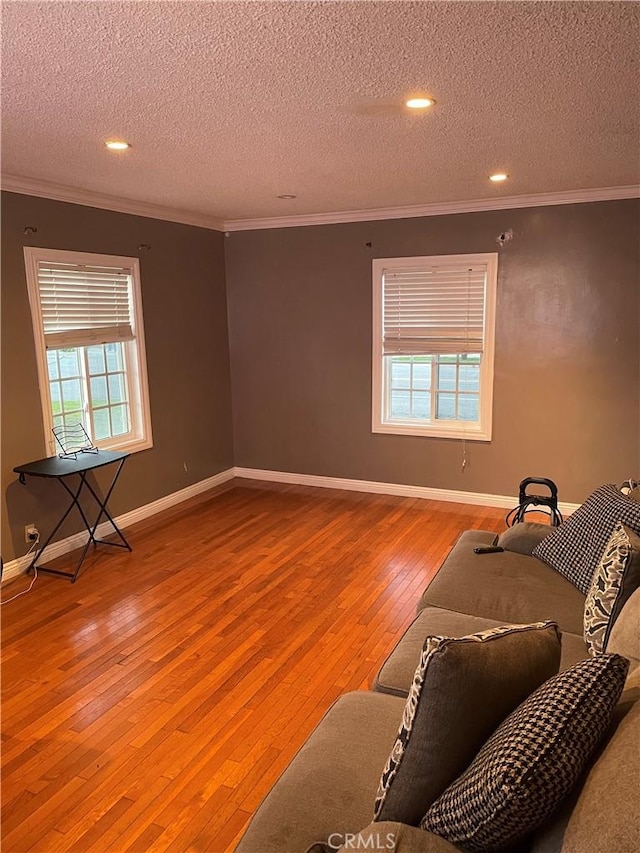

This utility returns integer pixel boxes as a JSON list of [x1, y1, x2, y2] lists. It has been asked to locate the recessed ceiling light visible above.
[[489, 173, 508, 182], [105, 140, 131, 151], [277, 194, 297, 199], [405, 97, 435, 109]]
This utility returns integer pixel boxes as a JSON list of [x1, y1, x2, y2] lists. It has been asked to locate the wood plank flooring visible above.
[[1, 479, 505, 852]]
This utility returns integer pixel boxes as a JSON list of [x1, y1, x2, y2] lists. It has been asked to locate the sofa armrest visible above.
[[497, 522, 553, 556], [455, 529, 499, 548], [333, 822, 462, 852]]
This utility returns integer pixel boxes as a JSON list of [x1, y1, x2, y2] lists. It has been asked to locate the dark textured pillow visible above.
[[584, 522, 640, 655], [421, 654, 629, 852], [373, 622, 562, 826], [533, 484, 640, 593]]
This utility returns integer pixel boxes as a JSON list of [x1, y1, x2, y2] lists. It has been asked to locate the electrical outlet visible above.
[[24, 524, 39, 543]]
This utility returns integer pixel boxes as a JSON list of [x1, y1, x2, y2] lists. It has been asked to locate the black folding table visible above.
[[14, 450, 131, 582]]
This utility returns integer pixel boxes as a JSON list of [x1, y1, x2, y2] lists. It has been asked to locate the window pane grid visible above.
[[48, 349, 84, 424], [85, 343, 131, 440], [387, 354, 480, 424], [46, 342, 132, 444]]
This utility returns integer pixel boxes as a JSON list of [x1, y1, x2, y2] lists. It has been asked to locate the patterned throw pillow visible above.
[[373, 622, 561, 826], [584, 522, 640, 655], [533, 484, 640, 593], [421, 654, 629, 852]]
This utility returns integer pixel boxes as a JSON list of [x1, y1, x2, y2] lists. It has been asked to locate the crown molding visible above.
[[224, 185, 640, 231], [1, 174, 226, 232], [3, 174, 638, 234]]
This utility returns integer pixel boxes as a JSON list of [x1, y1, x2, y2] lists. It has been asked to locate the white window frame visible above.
[[24, 247, 153, 456], [372, 252, 498, 441]]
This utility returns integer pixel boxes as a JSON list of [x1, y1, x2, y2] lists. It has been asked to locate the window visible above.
[[372, 253, 497, 440], [24, 248, 152, 455]]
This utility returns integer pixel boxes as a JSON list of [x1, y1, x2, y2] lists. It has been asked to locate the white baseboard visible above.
[[233, 467, 580, 516], [2, 468, 235, 584], [3, 464, 578, 585]]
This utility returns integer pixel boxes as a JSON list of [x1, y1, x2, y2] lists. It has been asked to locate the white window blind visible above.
[[36, 261, 134, 349], [382, 264, 487, 355]]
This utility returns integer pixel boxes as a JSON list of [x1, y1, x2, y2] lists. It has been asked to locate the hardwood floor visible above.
[[1, 479, 505, 852]]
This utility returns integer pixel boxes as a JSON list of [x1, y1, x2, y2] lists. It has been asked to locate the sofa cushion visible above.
[[605, 586, 640, 669], [497, 522, 553, 555], [374, 607, 586, 697], [374, 608, 506, 697], [560, 697, 640, 852], [235, 691, 405, 853], [529, 697, 639, 853], [533, 484, 640, 594], [418, 534, 586, 634], [332, 822, 462, 852], [374, 623, 561, 826], [584, 523, 640, 655], [421, 655, 629, 852]]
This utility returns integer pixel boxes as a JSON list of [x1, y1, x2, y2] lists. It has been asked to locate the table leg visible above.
[[27, 477, 86, 574], [81, 459, 132, 552], [32, 458, 132, 582]]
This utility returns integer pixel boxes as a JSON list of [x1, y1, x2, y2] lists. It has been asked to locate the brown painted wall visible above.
[[225, 200, 640, 504], [1, 192, 234, 562], [3, 195, 637, 564]]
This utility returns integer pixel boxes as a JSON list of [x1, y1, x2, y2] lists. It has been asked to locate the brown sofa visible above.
[[235, 523, 640, 853]]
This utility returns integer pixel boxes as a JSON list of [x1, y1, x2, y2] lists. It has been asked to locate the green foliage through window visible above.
[[47, 342, 131, 441]]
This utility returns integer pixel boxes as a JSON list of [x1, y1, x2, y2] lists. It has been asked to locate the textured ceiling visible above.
[[2, 1, 639, 223]]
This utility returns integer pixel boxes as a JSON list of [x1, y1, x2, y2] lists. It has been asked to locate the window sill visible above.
[[95, 436, 153, 455], [373, 422, 491, 441]]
